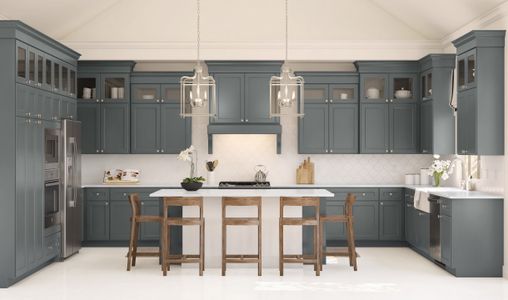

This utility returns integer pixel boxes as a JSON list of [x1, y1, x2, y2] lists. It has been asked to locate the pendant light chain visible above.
[[197, 0, 201, 63], [285, 0, 288, 61]]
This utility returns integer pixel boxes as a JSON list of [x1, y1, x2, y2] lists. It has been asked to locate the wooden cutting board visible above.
[[296, 157, 314, 184]]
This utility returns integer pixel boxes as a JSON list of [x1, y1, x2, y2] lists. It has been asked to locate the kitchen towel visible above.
[[413, 188, 431, 213]]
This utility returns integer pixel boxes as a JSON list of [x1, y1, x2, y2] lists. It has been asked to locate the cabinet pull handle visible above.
[[406, 204, 412, 207], [141, 202, 144, 206]]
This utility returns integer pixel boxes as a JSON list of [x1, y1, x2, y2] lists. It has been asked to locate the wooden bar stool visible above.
[[221, 197, 262, 276], [161, 197, 204, 276], [126, 193, 162, 271], [319, 193, 358, 271], [279, 197, 320, 276]]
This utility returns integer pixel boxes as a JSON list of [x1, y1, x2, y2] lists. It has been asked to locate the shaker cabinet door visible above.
[[86, 201, 110, 241], [329, 103, 358, 153], [109, 201, 132, 241], [161, 104, 191, 153], [352, 201, 379, 240], [214, 73, 244, 123], [379, 201, 404, 241], [77, 103, 101, 154], [298, 103, 329, 153], [360, 103, 389, 153], [101, 103, 130, 154], [131, 104, 161, 154], [390, 103, 418, 154], [244, 73, 274, 123], [420, 100, 432, 154]]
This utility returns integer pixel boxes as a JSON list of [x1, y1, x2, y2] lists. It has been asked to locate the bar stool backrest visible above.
[[128, 193, 141, 218], [162, 197, 203, 218]]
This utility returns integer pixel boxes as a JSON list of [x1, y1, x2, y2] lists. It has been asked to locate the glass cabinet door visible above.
[[28, 50, 36, 84], [62, 66, 69, 94], [467, 51, 476, 87], [457, 56, 466, 90], [70, 69, 76, 97], [54, 62, 60, 92], [101, 74, 128, 102], [329, 84, 357, 103], [36, 53, 43, 87], [44, 58, 53, 89], [421, 71, 432, 100], [161, 84, 180, 103], [303, 84, 328, 103], [77, 74, 100, 102], [457, 49, 477, 91], [360, 74, 388, 102], [132, 84, 160, 103], [390, 74, 416, 102], [16, 44, 27, 83]]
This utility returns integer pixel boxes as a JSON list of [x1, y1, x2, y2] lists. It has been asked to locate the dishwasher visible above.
[[428, 195, 442, 263]]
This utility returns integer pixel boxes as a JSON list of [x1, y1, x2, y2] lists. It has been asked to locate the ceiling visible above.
[[0, 0, 505, 41]]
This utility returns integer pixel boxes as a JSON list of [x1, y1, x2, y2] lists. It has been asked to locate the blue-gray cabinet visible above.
[[379, 188, 404, 241], [140, 200, 161, 240], [0, 21, 80, 288], [404, 190, 416, 246], [77, 103, 101, 154], [414, 210, 429, 255], [390, 103, 418, 153], [418, 54, 455, 155], [86, 200, 110, 241], [101, 104, 130, 154], [130, 76, 191, 154], [453, 30, 505, 155], [297, 74, 359, 154], [353, 201, 379, 240]]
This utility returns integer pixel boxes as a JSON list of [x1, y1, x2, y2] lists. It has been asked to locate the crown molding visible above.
[[440, 1, 508, 47], [0, 14, 9, 20]]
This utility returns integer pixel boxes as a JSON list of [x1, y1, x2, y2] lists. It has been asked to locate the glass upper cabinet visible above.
[[329, 84, 357, 102], [36, 53, 43, 87], [77, 74, 99, 101], [62, 66, 69, 94], [467, 53, 476, 86], [391, 74, 416, 101], [162, 84, 180, 103], [421, 71, 432, 100], [44, 58, 52, 89], [70, 69, 76, 97], [458, 49, 476, 91], [303, 84, 328, 103], [102, 74, 128, 101], [361, 74, 387, 101], [28, 50, 36, 84], [16, 45, 27, 83], [132, 84, 160, 103], [54, 62, 60, 91]]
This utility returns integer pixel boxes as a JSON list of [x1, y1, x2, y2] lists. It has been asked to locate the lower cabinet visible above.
[[352, 201, 379, 240], [440, 214, 452, 265], [414, 210, 430, 255], [86, 200, 110, 241], [140, 200, 161, 240], [379, 200, 404, 240], [109, 201, 132, 241]]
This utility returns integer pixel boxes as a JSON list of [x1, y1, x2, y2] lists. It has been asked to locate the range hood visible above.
[[207, 124, 282, 154]]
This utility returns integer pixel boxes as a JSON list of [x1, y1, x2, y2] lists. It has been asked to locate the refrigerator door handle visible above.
[[69, 140, 77, 208]]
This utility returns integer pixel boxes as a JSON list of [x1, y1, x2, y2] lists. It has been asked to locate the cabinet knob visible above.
[[442, 205, 447, 209], [96, 99, 100, 103], [362, 193, 366, 196], [390, 99, 393, 103], [385, 99, 389, 103], [161, 99, 165, 103], [245, 119, 248, 122], [156, 99, 160, 103], [437, 214, 442, 219], [101, 99, 104, 103], [325, 99, 329, 103], [240, 119, 244, 122], [161, 149, 165, 153], [329, 99, 333, 103], [389, 192, 393, 196], [101, 150, 104, 153], [141, 202, 145, 206], [156, 149, 160, 153], [390, 149, 393, 153], [325, 149, 328, 153], [385, 149, 388, 153], [380, 202, 384, 206], [406, 204, 412, 207], [329, 149, 333, 153], [96, 150, 99, 153], [96, 193, 100, 196], [105, 202, 109, 206]]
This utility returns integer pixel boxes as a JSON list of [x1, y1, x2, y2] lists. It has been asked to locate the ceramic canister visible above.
[[111, 87, 119, 99], [413, 174, 420, 185], [420, 168, 430, 186], [405, 174, 414, 185]]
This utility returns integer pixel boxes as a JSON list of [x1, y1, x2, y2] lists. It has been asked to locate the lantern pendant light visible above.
[[180, 0, 217, 118], [269, 0, 304, 118]]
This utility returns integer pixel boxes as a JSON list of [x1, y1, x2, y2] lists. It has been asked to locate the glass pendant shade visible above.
[[180, 63, 217, 117], [269, 64, 304, 117]]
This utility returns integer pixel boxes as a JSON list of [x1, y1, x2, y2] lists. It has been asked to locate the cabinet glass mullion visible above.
[[101, 73, 129, 103], [329, 84, 357, 103], [131, 84, 161, 103], [390, 73, 417, 102], [16, 43, 28, 84], [360, 74, 388, 103], [161, 84, 180, 103], [77, 73, 101, 102]]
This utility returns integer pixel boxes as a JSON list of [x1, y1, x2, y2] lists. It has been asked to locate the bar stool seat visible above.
[[161, 197, 205, 276], [320, 193, 358, 271], [222, 197, 262, 276], [126, 193, 162, 271], [279, 197, 320, 276]]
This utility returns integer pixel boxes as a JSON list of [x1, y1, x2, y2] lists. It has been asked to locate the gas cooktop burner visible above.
[[218, 181, 271, 189]]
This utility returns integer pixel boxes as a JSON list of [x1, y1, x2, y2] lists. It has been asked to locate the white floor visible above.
[[1, 247, 508, 300]]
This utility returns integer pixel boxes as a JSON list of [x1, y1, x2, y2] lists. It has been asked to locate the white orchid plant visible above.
[[177, 145, 205, 183], [428, 159, 454, 187]]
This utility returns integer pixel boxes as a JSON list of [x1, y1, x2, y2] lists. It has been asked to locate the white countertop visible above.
[[149, 188, 335, 198]]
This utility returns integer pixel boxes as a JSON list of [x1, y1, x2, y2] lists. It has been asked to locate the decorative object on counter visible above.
[[178, 145, 205, 190], [428, 158, 454, 187], [394, 87, 412, 99], [269, 0, 304, 118], [103, 169, 140, 184], [205, 160, 218, 186], [405, 174, 414, 185], [413, 174, 420, 185], [296, 157, 314, 184], [254, 165, 268, 183], [179, 0, 217, 118], [420, 168, 430, 186]]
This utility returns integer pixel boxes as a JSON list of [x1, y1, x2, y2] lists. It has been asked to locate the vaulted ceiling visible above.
[[0, 0, 506, 60]]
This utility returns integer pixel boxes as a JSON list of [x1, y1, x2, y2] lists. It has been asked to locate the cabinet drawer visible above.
[[44, 232, 61, 258], [86, 188, 109, 201], [440, 198, 452, 217], [380, 188, 403, 201], [110, 188, 160, 201], [329, 188, 378, 201]]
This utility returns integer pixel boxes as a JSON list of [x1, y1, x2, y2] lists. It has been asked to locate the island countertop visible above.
[[149, 188, 335, 198]]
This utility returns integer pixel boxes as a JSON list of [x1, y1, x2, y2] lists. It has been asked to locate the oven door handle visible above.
[[45, 181, 60, 187]]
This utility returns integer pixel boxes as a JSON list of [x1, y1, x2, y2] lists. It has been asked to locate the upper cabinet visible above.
[[418, 54, 456, 155], [355, 62, 419, 154], [453, 30, 505, 155], [77, 62, 133, 104], [297, 73, 359, 154]]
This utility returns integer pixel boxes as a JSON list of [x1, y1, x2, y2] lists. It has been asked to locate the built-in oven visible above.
[[45, 128, 59, 165], [44, 168, 60, 228]]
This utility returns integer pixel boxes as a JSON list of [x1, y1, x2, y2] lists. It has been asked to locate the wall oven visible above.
[[45, 128, 59, 165], [44, 127, 61, 228], [44, 173, 60, 228]]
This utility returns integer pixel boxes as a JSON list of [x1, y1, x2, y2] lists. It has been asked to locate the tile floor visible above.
[[1, 247, 507, 300]]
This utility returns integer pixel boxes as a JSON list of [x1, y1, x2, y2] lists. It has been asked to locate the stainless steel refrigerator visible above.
[[60, 119, 82, 258]]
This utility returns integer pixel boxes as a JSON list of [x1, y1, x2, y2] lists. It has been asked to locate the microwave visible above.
[[44, 128, 59, 165]]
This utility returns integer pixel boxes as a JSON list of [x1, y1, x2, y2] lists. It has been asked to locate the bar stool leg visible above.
[[222, 220, 226, 276], [127, 219, 136, 271], [348, 219, 358, 271], [279, 221, 284, 276], [132, 222, 140, 267], [199, 221, 204, 276], [319, 221, 325, 271], [161, 221, 168, 276], [258, 218, 262, 276], [315, 223, 320, 276]]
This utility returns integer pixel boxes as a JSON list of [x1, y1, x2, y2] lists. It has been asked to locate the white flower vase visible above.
[[206, 171, 216, 186]]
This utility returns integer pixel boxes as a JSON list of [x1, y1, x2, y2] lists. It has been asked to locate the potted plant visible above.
[[178, 145, 205, 191], [428, 158, 454, 187]]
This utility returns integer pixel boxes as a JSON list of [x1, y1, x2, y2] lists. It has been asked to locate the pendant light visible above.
[[180, 0, 217, 118], [269, 0, 304, 118]]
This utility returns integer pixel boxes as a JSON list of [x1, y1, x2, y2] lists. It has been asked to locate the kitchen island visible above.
[[149, 188, 334, 268]]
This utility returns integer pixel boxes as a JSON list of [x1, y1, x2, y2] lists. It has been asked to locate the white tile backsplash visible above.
[[82, 113, 435, 185]]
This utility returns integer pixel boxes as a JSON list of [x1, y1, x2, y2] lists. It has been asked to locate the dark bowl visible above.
[[181, 181, 203, 191]]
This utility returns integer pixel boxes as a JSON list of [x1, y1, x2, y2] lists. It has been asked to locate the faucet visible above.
[[451, 155, 468, 190]]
